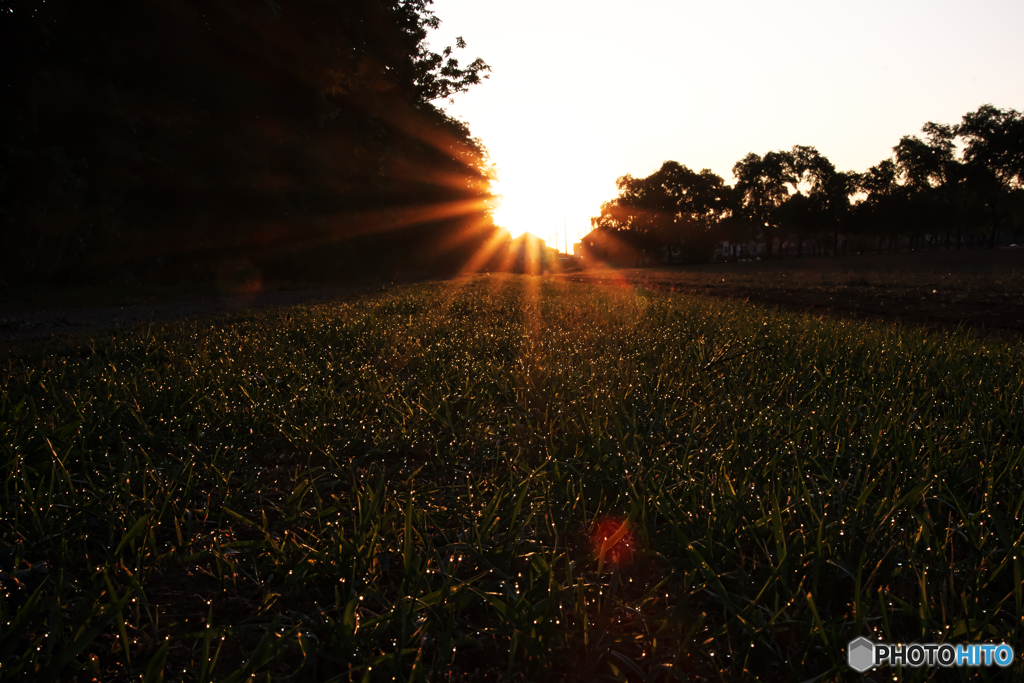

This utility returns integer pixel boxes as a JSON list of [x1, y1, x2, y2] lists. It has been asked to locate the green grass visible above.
[[1, 274, 1022, 681]]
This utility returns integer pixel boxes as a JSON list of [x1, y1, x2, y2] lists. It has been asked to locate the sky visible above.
[[425, 0, 1024, 245]]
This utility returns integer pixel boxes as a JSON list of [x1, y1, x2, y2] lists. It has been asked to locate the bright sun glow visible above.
[[430, 0, 1024, 254], [488, 140, 617, 250]]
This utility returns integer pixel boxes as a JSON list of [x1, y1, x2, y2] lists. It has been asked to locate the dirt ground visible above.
[[0, 283, 390, 346], [558, 248, 1024, 341], [2, 248, 1022, 348]]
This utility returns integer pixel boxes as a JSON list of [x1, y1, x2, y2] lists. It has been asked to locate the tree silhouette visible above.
[[853, 160, 904, 252], [589, 161, 732, 264], [892, 123, 967, 248], [790, 146, 854, 255], [0, 0, 497, 287], [593, 105, 1024, 260], [732, 151, 797, 258], [957, 104, 1024, 247], [775, 192, 814, 257]]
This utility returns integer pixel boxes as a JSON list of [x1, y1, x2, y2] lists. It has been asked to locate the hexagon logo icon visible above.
[[848, 637, 876, 672]]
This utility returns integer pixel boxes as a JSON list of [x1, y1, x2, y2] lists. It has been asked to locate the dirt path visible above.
[[3, 250, 1022, 347], [558, 249, 1024, 342], [561, 273, 1023, 340], [0, 284, 390, 344]]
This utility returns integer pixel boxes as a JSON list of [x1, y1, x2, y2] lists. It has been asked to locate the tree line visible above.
[[586, 105, 1024, 265], [0, 0, 502, 290]]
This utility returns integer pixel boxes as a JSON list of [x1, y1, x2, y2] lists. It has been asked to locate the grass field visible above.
[[1, 274, 1022, 682]]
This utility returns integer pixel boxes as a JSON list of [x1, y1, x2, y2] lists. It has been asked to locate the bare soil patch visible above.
[[559, 248, 1024, 341], [0, 283, 390, 346], [4, 249, 1022, 348]]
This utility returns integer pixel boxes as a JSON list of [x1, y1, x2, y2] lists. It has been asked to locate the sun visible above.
[[490, 172, 559, 239], [490, 172, 608, 250], [491, 187, 538, 240], [478, 123, 616, 249]]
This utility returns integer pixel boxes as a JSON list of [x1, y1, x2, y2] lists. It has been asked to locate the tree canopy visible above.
[[588, 162, 732, 265], [0, 0, 500, 287], [588, 103, 1024, 263]]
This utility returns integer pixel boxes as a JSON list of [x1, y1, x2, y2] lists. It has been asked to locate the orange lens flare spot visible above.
[[590, 516, 639, 569]]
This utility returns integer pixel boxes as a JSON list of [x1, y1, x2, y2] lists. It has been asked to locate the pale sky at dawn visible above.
[[427, 0, 1024, 246]]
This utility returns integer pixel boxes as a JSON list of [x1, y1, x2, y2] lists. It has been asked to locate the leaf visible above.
[[143, 641, 170, 683], [114, 512, 154, 557]]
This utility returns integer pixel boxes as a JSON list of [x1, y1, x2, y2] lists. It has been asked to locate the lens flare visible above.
[[590, 516, 639, 569]]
